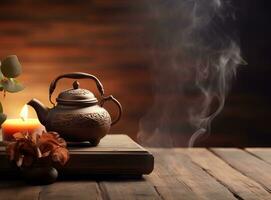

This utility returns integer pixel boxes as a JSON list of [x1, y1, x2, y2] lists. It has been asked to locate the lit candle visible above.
[[2, 105, 43, 141]]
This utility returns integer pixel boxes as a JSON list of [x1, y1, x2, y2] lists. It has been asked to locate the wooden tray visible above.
[[0, 134, 154, 177]]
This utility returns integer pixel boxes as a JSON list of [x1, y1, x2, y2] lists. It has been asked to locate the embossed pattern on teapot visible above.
[[28, 72, 122, 146]]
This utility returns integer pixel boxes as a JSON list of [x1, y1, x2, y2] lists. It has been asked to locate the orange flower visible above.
[[6, 131, 69, 168], [38, 131, 69, 166], [51, 147, 69, 166]]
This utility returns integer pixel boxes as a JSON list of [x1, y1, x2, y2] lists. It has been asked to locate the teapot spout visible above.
[[27, 98, 49, 126]]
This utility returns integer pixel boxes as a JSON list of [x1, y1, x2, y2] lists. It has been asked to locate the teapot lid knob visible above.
[[73, 81, 80, 89]]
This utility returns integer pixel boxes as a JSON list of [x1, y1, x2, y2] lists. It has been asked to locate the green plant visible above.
[[0, 55, 24, 125]]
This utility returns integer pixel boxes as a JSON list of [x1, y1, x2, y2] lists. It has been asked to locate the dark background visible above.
[[0, 0, 270, 146], [210, 0, 271, 146]]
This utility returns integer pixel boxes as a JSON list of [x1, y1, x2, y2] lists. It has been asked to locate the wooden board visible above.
[[0, 134, 154, 176], [1, 148, 271, 200], [246, 148, 271, 165], [148, 148, 236, 200], [38, 181, 102, 200], [185, 148, 271, 200], [211, 148, 271, 193], [0, 181, 102, 200], [100, 180, 161, 200]]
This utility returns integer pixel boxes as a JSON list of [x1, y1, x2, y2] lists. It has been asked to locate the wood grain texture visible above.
[[147, 148, 235, 200], [0, 181, 41, 200], [1, 148, 271, 199], [100, 180, 161, 200], [245, 148, 271, 165], [185, 148, 271, 200], [0, 135, 154, 176], [211, 148, 271, 193], [39, 181, 102, 200]]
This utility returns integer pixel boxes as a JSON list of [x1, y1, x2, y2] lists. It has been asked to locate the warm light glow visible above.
[[20, 104, 28, 121], [2, 104, 44, 141]]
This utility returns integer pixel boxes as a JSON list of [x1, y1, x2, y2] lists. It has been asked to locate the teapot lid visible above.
[[56, 81, 98, 105]]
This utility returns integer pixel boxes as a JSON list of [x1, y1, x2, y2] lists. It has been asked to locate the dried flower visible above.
[[6, 132, 41, 167], [6, 131, 69, 168], [51, 147, 69, 166]]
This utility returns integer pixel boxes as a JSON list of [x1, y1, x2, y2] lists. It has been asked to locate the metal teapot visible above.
[[27, 72, 122, 146]]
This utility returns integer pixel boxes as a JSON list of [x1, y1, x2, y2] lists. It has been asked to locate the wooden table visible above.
[[1, 148, 271, 200]]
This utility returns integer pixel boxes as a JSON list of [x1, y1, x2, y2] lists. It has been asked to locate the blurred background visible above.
[[0, 0, 270, 147]]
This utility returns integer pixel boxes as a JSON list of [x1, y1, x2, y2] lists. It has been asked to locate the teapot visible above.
[[27, 72, 122, 146]]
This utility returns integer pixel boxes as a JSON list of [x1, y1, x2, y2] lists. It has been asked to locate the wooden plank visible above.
[[0, 181, 41, 200], [185, 148, 271, 200], [147, 148, 235, 200], [0, 135, 154, 176], [100, 179, 161, 200], [70, 134, 146, 152], [211, 148, 271, 193], [0, 181, 101, 200], [246, 148, 271, 164], [39, 181, 102, 200], [147, 149, 198, 200]]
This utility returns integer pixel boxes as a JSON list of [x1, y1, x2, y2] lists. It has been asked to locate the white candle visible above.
[[2, 105, 43, 141]]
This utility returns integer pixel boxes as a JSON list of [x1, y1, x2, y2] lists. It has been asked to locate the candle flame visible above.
[[20, 105, 28, 121]]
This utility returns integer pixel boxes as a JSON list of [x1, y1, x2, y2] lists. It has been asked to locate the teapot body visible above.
[[28, 72, 122, 146], [46, 104, 111, 145]]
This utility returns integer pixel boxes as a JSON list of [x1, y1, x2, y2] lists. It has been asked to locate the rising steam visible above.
[[137, 0, 244, 147]]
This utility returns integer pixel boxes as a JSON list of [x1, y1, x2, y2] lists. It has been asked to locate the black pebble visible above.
[[21, 166, 58, 185]]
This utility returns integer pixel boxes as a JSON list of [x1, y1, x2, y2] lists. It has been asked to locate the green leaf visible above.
[[0, 69, 4, 80], [0, 55, 22, 78], [0, 113, 7, 126], [2, 79, 24, 93]]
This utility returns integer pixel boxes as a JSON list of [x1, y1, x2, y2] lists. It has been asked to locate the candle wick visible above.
[[21, 116, 25, 121]]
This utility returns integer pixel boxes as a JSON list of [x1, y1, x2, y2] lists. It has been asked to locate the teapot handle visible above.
[[49, 72, 104, 106], [101, 95, 122, 126]]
